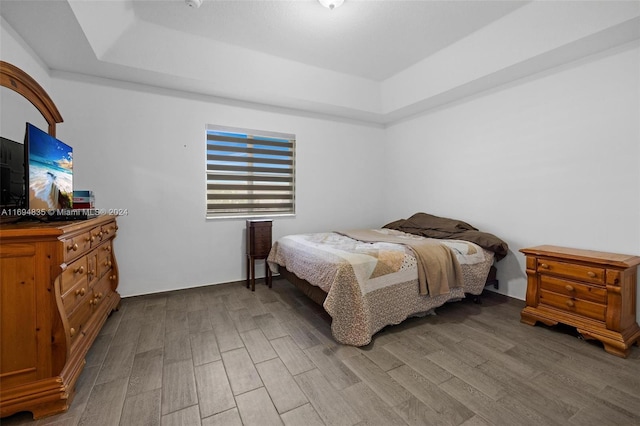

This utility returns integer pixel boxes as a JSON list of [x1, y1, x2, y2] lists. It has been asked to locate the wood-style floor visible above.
[[4, 277, 640, 426]]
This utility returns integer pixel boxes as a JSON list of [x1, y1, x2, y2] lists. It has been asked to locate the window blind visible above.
[[206, 125, 295, 218]]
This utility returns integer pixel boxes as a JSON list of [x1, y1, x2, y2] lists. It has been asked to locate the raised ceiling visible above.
[[131, 0, 526, 81], [1, 0, 638, 125]]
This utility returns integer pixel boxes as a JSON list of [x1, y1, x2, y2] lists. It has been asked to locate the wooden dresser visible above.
[[520, 245, 640, 358], [0, 215, 121, 419]]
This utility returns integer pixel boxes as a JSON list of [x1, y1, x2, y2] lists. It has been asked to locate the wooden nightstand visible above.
[[520, 245, 640, 358], [246, 220, 272, 291]]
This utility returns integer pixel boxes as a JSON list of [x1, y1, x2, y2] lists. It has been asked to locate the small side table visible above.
[[246, 220, 272, 291]]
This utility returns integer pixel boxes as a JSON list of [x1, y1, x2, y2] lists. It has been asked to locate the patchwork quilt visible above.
[[267, 229, 493, 346]]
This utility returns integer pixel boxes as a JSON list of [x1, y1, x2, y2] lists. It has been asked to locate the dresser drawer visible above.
[[101, 221, 118, 238], [96, 242, 113, 279], [60, 256, 88, 295], [540, 275, 607, 305], [62, 231, 93, 263], [61, 276, 89, 315], [537, 259, 605, 285], [92, 275, 113, 307], [90, 225, 105, 245], [67, 295, 93, 347], [539, 289, 606, 322]]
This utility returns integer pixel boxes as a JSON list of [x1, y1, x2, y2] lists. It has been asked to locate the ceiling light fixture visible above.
[[318, 0, 344, 10], [185, 0, 202, 8]]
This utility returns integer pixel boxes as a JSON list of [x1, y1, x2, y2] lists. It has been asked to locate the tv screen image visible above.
[[25, 123, 73, 210]]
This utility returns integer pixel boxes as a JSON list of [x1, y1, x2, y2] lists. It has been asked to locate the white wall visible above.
[[49, 75, 385, 297], [383, 42, 640, 321], [0, 17, 52, 141]]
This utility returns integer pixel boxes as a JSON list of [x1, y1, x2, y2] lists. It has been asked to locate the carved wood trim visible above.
[[0, 60, 63, 136]]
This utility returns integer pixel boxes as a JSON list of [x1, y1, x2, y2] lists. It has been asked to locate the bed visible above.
[[267, 212, 509, 346]]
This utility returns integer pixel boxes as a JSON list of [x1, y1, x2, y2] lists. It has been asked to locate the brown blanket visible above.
[[384, 212, 509, 260], [338, 229, 462, 296]]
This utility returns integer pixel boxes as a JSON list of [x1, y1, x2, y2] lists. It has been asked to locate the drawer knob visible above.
[[565, 285, 574, 292], [587, 271, 596, 278], [540, 263, 549, 269], [566, 300, 575, 307], [104, 260, 112, 267], [74, 266, 85, 274], [75, 287, 86, 297], [85, 236, 92, 242], [110, 274, 117, 281], [70, 327, 76, 337], [104, 246, 111, 252], [67, 243, 78, 252]]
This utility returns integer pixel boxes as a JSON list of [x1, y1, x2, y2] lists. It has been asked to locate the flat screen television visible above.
[[0, 136, 26, 209], [25, 122, 73, 211]]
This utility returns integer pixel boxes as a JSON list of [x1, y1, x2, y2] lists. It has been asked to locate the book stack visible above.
[[73, 190, 95, 209]]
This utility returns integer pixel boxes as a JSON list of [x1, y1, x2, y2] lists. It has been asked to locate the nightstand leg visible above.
[[266, 259, 272, 288], [246, 255, 250, 289], [250, 257, 256, 291]]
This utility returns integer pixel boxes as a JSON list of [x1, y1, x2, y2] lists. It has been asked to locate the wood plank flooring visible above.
[[3, 277, 639, 426]]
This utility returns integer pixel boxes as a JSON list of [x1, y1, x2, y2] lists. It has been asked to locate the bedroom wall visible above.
[[2, 17, 386, 297], [383, 41, 640, 321], [0, 17, 52, 141], [48, 74, 385, 297]]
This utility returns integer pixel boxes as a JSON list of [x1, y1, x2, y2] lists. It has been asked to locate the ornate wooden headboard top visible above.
[[0, 60, 63, 136]]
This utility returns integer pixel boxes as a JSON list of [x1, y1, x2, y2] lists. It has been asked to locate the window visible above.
[[206, 124, 295, 219]]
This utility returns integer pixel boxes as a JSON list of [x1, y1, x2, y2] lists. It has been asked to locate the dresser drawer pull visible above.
[[565, 285, 574, 292], [103, 246, 111, 252], [540, 263, 549, 269], [104, 260, 112, 267], [67, 243, 78, 252], [85, 236, 93, 243], [109, 274, 117, 281], [74, 266, 85, 274], [75, 288, 86, 297], [566, 300, 575, 307], [70, 327, 76, 337], [587, 271, 596, 278]]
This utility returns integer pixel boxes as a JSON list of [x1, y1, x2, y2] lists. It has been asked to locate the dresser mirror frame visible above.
[[0, 60, 63, 137]]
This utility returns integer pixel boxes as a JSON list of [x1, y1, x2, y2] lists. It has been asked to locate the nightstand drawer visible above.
[[537, 259, 605, 285], [539, 289, 606, 322], [246, 220, 272, 256], [540, 275, 606, 305]]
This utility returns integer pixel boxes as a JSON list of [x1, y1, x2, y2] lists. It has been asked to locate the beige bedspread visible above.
[[267, 229, 493, 346]]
